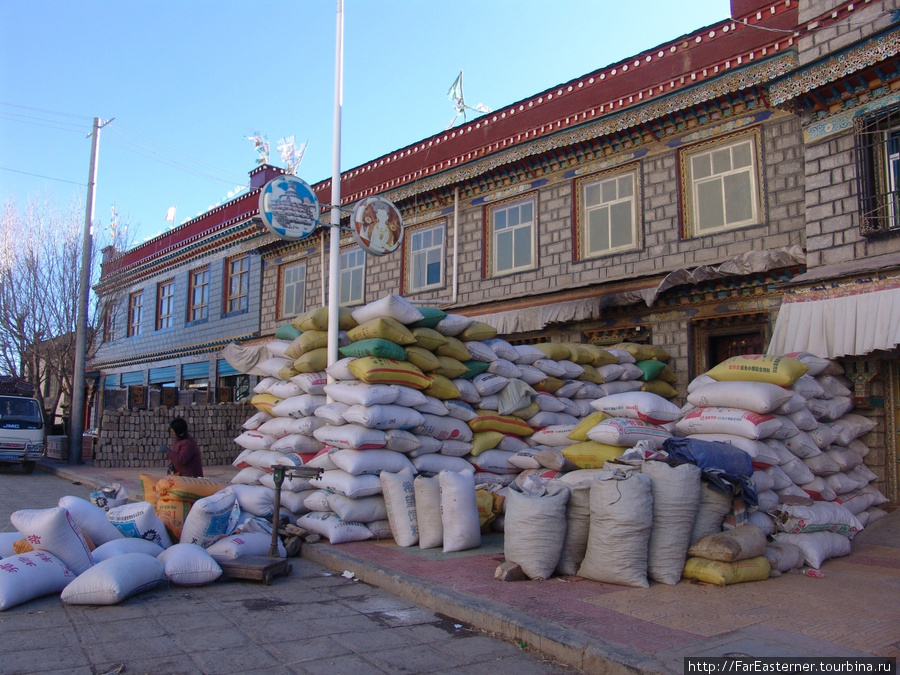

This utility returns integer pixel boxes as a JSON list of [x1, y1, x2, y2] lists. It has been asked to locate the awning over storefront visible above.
[[478, 245, 805, 335], [768, 277, 900, 359]]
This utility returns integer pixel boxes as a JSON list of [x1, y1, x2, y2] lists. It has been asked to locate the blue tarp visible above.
[[663, 437, 758, 507]]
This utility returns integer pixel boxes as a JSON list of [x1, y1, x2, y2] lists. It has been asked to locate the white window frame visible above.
[[407, 222, 445, 293], [489, 196, 536, 276], [127, 291, 142, 337], [578, 169, 639, 258], [280, 261, 307, 318], [156, 279, 174, 330], [683, 133, 760, 236], [339, 246, 365, 306]]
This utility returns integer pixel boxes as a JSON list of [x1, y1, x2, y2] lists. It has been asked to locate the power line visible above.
[[0, 101, 94, 121], [0, 112, 89, 134], [0, 166, 86, 186]]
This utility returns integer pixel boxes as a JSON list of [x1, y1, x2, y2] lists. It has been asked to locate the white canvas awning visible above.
[[768, 280, 900, 358]]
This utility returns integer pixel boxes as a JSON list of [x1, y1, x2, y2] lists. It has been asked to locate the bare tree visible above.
[[0, 193, 132, 422]]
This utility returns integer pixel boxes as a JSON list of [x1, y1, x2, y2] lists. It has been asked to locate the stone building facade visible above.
[[90, 0, 900, 502]]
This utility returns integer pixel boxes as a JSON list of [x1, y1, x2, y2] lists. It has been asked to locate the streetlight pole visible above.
[[326, 0, 344, 381]]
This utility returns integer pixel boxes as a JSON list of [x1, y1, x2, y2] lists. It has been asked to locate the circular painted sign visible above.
[[350, 196, 404, 256], [258, 175, 320, 240]]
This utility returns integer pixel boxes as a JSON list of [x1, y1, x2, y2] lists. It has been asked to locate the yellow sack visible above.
[[154, 476, 226, 501], [411, 327, 448, 351], [433, 355, 468, 379], [284, 330, 328, 359], [293, 347, 329, 373], [405, 346, 441, 372], [568, 411, 610, 441], [347, 317, 416, 345], [155, 496, 193, 542], [578, 363, 605, 384], [614, 342, 660, 362], [533, 342, 570, 361], [560, 343, 594, 364], [469, 414, 534, 436], [658, 363, 679, 384], [292, 306, 357, 332], [707, 354, 808, 387], [641, 380, 679, 398], [423, 374, 461, 400], [277, 365, 300, 380], [13, 539, 33, 554], [561, 441, 624, 469], [510, 401, 540, 420], [577, 344, 618, 366], [251, 393, 283, 414], [470, 431, 505, 456], [476, 489, 504, 531], [682, 556, 771, 586], [349, 357, 431, 389], [140, 473, 160, 507], [533, 377, 565, 394], [459, 321, 498, 342], [435, 336, 470, 361]]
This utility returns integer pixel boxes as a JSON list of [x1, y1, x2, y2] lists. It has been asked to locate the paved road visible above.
[[0, 469, 581, 675]]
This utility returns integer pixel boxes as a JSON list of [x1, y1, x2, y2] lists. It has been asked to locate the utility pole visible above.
[[69, 116, 111, 464]]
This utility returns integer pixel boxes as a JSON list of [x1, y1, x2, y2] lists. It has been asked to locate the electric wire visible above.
[[0, 166, 86, 187]]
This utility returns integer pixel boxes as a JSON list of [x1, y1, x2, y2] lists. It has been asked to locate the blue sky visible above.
[[1, 0, 730, 245]]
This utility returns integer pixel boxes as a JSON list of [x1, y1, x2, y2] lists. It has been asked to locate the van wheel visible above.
[[22, 462, 35, 474]]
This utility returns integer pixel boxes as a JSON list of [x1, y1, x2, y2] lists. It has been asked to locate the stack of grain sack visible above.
[[504, 353, 889, 587], [232, 294, 679, 552], [674, 353, 889, 576]]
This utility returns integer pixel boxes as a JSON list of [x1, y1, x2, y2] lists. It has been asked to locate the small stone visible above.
[[494, 561, 527, 582]]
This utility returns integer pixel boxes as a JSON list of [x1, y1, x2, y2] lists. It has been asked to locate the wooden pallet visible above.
[[217, 556, 293, 585]]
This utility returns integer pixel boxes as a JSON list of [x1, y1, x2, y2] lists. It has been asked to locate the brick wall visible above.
[[93, 403, 249, 468], [799, 0, 897, 66]]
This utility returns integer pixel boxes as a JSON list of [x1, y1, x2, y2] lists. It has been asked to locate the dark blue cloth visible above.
[[662, 437, 757, 507]]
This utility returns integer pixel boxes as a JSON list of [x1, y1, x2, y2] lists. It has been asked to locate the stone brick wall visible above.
[[93, 403, 249, 468], [798, 0, 897, 66]]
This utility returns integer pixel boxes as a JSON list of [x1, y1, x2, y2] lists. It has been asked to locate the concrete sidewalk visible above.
[[36, 458, 900, 674]]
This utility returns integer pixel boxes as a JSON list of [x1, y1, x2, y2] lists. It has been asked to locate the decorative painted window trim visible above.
[[403, 219, 446, 295], [573, 162, 642, 261], [482, 192, 538, 279], [678, 127, 764, 238]]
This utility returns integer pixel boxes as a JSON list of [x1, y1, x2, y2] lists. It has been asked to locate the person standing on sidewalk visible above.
[[162, 418, 204, 477]]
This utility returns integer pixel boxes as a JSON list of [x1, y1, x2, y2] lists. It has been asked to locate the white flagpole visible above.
[[326, 0, 344, 384]]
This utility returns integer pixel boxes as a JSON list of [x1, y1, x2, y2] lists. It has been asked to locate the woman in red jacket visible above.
[[162, 417, 204, 477]]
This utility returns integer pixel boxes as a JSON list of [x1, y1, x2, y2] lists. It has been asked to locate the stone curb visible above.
[[301, 541, 667, 674]]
